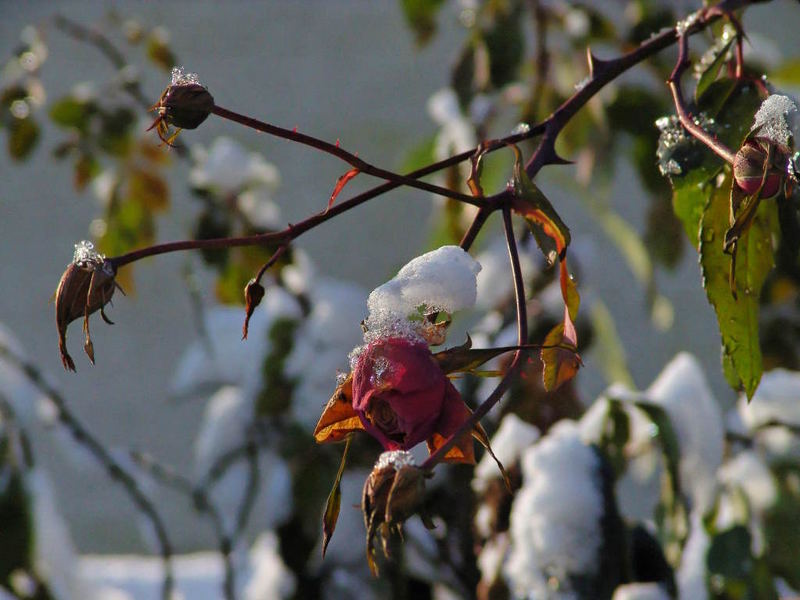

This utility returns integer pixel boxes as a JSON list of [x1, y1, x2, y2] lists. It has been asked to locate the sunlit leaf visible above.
[[509, 144, 570, 261], [327, 168, 359, 211], [314, 374, 366, 444], [699, 174, 778, 399], [541, 308, 581, 392]]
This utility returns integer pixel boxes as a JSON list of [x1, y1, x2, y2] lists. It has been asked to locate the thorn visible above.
[[292, 125, 298, 133], [586, 48, 611, 78], [335, 138, 340, 148]]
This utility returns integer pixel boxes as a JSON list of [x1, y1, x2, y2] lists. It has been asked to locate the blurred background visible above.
[[1, 0, 798, 563]]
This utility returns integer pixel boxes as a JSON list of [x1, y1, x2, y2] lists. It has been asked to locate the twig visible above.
[[0, 344, 175, 600], [211, 105, 486, 207], [53, 15, 151, 110], [423, 207, 528, 469], [667, 27, 736, 165], [129, 450, 236, 600]]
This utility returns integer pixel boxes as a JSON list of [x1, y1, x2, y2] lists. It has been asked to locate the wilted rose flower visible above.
[[352, 336, 475, 459], [362, 450, 431, 575], [55, 241, 119, 371]]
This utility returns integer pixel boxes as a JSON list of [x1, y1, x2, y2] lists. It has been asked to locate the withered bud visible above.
[[149, 67, 214, 144], [362, 450, 431, 575], [733, 139, 785, 199], [55, 241, 120, 371], [242, 278, 265, 340]]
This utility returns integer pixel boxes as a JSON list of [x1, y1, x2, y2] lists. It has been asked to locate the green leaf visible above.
[[699, 174, 778, 399], [322, 435, 352, 558], [695, 37, 734, 103], [484, 1, 524, 89], [672, 179, 711, 249], [7, 116, 39, 160], [399, 0, 445, 46], [146, 33, 176, 72], [769, 58, 800, 86], [707, 525, 753, 580], [49, 97, 91, 130]]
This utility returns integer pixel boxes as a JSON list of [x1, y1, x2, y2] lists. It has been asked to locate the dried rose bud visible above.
[[242, 278, 265, 340], [55, 241, 119, 371], [362, 450, 430, 575], [149, 67, 214, 144], [733, 139, 785, 199]]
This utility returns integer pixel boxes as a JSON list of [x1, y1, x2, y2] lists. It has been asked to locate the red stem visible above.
[[667, 32, 736, 165], [423, 207, 527, 469], [211, 105, 486, 207]]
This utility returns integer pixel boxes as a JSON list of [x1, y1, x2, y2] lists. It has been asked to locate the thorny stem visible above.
[[667, 27, 737, 165], [0, 344, 175, 600], [110, 127, 541, 269], [459, 0, 755, 254], [211, 105, 486, 207], [130, 451, 236, 600], [423, 207, 528, 470]]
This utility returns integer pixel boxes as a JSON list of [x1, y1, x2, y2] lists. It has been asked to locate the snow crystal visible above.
[[285, 278, 366, 429], [365, 246, 481, 338], [612, 583, 671, 600], [511, 122, 531, 135], [738, 368, 800, 430], [72, 240, 104, 266], [646, 353, 723, 514], [675, 10, 701, 36], [375, 449, 415, 470], [717, 450, 777, 513], [472, 413, 539, 493], [189, 137, 280, 195], [504, 421, 603, 599], [752, 94, 798, 147], [170, 66, 201, 87], [244, 532, 296, 600]]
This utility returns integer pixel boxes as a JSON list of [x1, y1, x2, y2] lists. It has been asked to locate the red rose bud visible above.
[[733, 139, 785, 199], [362, 450, 429, 575], [55, 241, 120, 371], [352, 337, 469, 453]]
